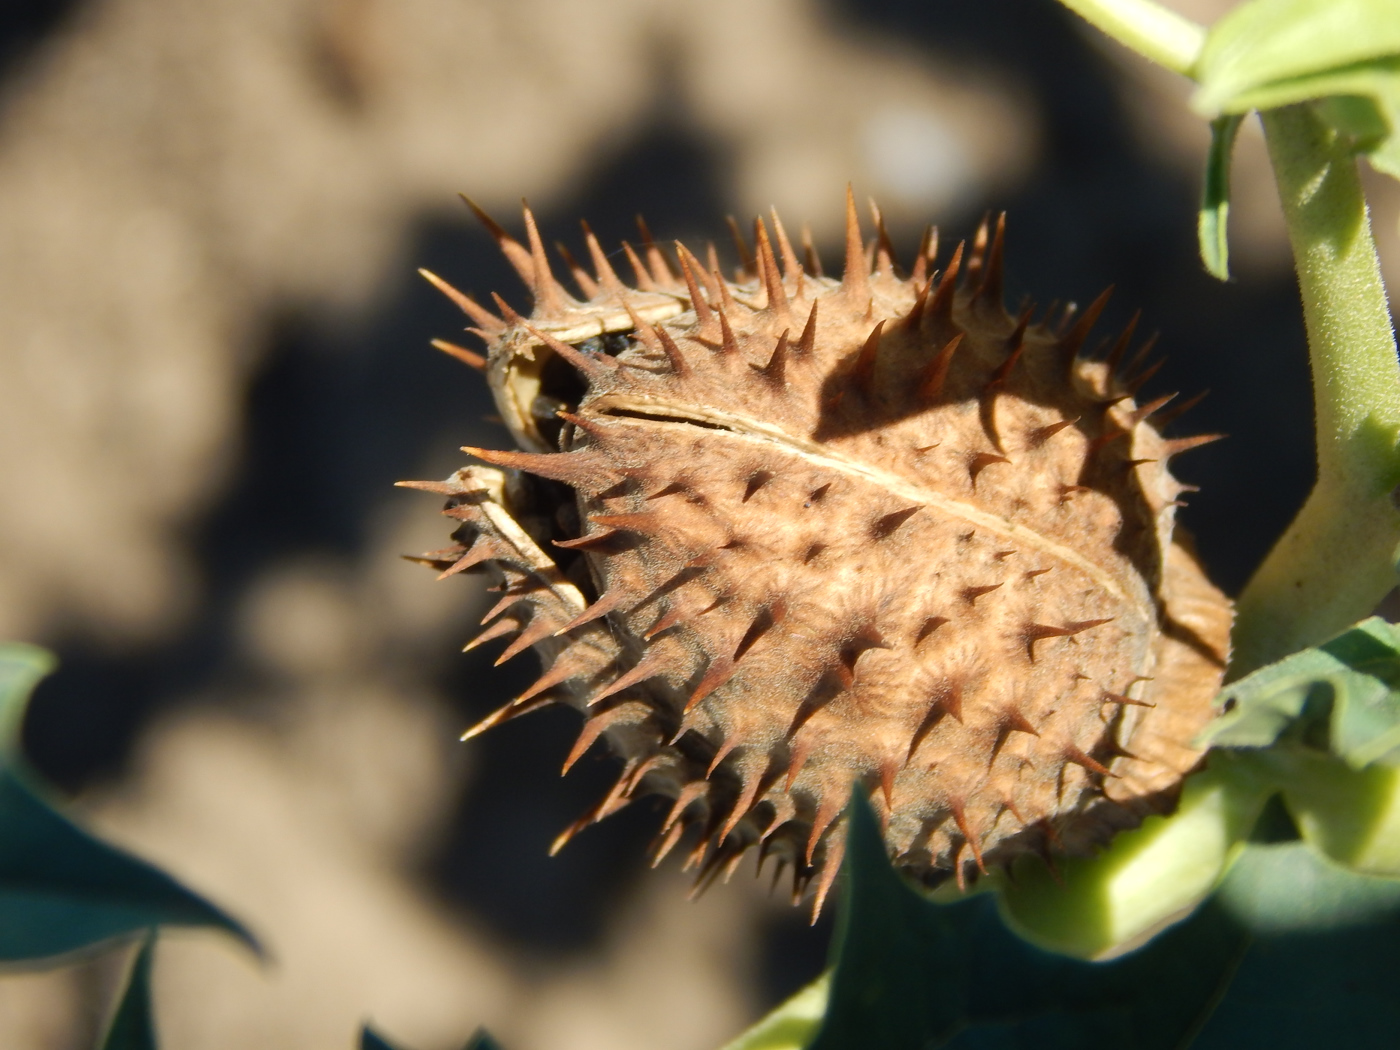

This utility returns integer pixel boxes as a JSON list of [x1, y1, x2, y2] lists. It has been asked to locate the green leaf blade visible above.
[[99, 934, 158, 1050]]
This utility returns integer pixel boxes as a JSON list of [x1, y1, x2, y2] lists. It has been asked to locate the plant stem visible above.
[[1054, 0, 1204, 76], [1232, 104, 1400, 676]]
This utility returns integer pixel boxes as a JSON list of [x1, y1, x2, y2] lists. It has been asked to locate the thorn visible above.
[[810, 836, 845, 923], [621, 241, 656, 291], [717, 307, 740, 355], [784, 738, 814, 791], [435, 543, 496, 580], [805, 791, 844, 865], [719, 771, 764, 842], [851, 319, 887, 393], [909, 681, 963, 760], [651, 820, 688, 867], [562, 705, 638, 774], [675, 242, 714, 328], [1127, 392, 1178, 428], [591, 648, 669, 705], [1103, 310, 1141, 375], [961, 582, 1004, 603], [707, 733, 743, 778], [1028, 417, 1078, 447], [879, 759, 899, 810], [753, 217, 791, 322], [743, 470, 775, 503], [916, 616, 949, 643], [800, 222, 823, 277], [495, 616, 557, 665], [990, 304, 1035, 386], [769, 208, 803, 284], [686, 656, 737, 713], [868, 198, 898, 276], [1064, 745, 1119, 778], [459, 696, 550, 741], [1004, 708, 1041, 737], [1104, 691, 1156, 708], [1163, 433, 1226, 456], [661, 781, 709, 836], [917, 332, 965, 401], [840, 184, 870, 305], [517, 656, 582, 703], [760, 329, 790, 384], [580, 220, 625, 291], [925, 241, 965, 325], [1153, 389, 1209, 429], [521, 322, 613, 380], [520, 202, 569, 316], [1124, 357, 1166, 394], [635, 215, 675, 286], [1057, 286, 1113, 365], [965, 213, 992, 284], [462, 616, 520, 652], [948, 798, 987, 874], [967, 451, 1009, 486], [458, 195, 534, 289], [654, 326, 690, 376], [872, 505, 920, 538], [418, 269, 505, 332], [725, 216, 754, 277], [555, 240, 597, 298], [460, 446, 616, 487], [972, 212, 1006, 310], [910, 225, 936, 286], [552, 529, 621, 552], [431, 338, 487, 371], [796, 300, 819, 357], [904, 278, 932, 330], [555, 589, 629, 634], [706, 242, 723, 283], [1024, 618, 1114, 660]]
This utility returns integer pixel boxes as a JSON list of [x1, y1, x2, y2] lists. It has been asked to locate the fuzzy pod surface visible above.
[[403, 192, 1232, 915]]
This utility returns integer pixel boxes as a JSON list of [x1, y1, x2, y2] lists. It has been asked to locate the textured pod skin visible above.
[[405, 195, 1232, 911]]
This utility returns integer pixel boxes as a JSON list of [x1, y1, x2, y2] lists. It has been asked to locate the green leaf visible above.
[[99, 934, 158, 1050], [361, 1026, 505, 1050], [0, 644, 258, 962], [1201, 616, 1400, 767], [1199, 114, 1243, 281], [1194, 0, 1400, 115], [812, 792, 1400, 1048], [719, 974, 829, 1050]]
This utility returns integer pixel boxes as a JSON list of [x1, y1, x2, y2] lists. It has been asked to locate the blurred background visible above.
[[0, 0, 1395, 1047]]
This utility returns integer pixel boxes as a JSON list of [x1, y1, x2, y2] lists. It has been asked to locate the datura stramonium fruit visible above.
[[402, 191, 1233, 916]]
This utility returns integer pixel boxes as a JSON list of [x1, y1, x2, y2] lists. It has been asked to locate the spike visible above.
[[591, 647, 669, 705], [459, 195, 535, 289], [620, 242, 657, 291], [1127, 392, 1178, 427], [434, 543, 496, 580], [753, 218, 791, 322], [948, 798, 987, 874], [1163, 433, 1226, 456], [554, 240, 597, 298], [910, 226, 935, 286], [706, 241, 723, 282], [461, 446, 616, 488], [674, 242, 715, 328], [577, 220, 626, 292], [966, 213, 992, 283], [515, 203, 568, 316], [1124, 356, 1166, 395], [879, 759, 899, 810], [1153, 389, 1209, 429], [706, 733, 743, 778], [520, 322, 613, 380], [810, 836, 845, 922], [1103, 691, 1155, 708], [725, 216, 754, 278], [562, 704, 644, 775], [868, 198, 898, 276], [909, 681, 964, 761], [967, 451, 1009, 486], [1004, 708, 1041, 737], [1103, 310, 1141, 375], [1057, 286, 1113, 363], [840, 185, 870, 304], [769, 209, 803, 284], [463, 616, 520, 652], [651, 819, 689, 867], [686, 655, 737, 713], [924, 241, 965, 324], [916, 616, 949, 643], [395, 479, 461, 496], [516, 655, 586, 704], [718, 772, 764, 845], [1064, 745, 1119, 778], [972, 213, 1007, 310], [795, 300, 819, 357], [873, 505, 920, 538], [916, 332, 965, 402], [962, 582, 1004, 603], [784, 737, 815, 791], [1024, 618, 1114, 660], [431, 338, 487, 371], [743, 470, 775, 503], [418, 270, 506, 333], [635, 215, 675, 286], [459, 696, 550, 741], [555, 589, 629, 634], [552, 529, 622, 552], [800, 223, 823, 277], [661, 781, 710, 836], [851, 319, 887, 393], [1028, 418, 1078, 447], [653, 326, 690, 376], [495, 615, 558, 665], [760, 329, 790, 384], [805, 791, 845, 864], [717, 308, 741, 356]]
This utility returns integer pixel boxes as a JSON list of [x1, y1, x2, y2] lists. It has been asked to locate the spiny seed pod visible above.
[[402, 190, 1232, 916]]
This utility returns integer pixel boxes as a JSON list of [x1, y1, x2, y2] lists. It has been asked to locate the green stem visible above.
[[1054, 0, 1204, 77], [1231, 105, 1400, 676]]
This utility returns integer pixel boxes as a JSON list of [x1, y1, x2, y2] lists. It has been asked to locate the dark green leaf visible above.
[[464, 1029, 506, 1050], [814, 793, 1400, 1049], [361, 1027, 405, 1050], [1200, 616, 1400, 767], [0, 644, 258, 961], [99, 934, 157, 1050], [1199, 114, 1243, 280]]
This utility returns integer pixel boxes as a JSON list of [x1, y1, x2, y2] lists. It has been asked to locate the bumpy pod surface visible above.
[[404, 193, 1232, 913]]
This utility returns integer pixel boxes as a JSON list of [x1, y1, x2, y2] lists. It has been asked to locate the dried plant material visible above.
[[403, 192, 1232, 914]]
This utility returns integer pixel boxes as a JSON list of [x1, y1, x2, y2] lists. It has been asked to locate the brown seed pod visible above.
[[402, 191, 1232, 915]]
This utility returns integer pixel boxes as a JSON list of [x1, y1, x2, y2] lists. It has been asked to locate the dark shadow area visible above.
[[0, 0, 83, 78]]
